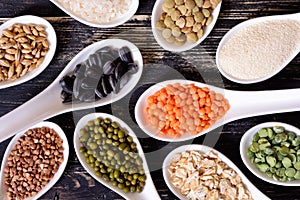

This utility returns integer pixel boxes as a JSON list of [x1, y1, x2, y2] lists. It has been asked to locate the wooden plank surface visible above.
[[0, 0, 299, 199]]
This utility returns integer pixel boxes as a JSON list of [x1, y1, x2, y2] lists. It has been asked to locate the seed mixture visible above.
[[168, 150, 253, 200], [0, 23, 49, 82], [3, 127, 64, 200], [247, 126, 300, 182], [219, 20, 300, 80], [79, 117, 146, 193], [57, 0, 132, 23], [146, 83, 230, 137], [156, 0, 221, 46]]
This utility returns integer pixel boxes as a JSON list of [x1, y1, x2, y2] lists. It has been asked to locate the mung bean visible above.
[[79, 117, 146, 193]]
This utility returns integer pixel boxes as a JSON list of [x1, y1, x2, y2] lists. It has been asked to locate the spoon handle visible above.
[[0, 84, 64, 143], [225, 88, 300, 122]]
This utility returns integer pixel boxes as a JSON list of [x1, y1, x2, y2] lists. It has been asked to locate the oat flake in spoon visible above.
[[219, 20, 300, 81]]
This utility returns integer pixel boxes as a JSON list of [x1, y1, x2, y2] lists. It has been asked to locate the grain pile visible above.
[[0, 23, 49, 82], [57, 0, 132, 23], [168, 150, 253, 200], [219, 20, 300, 80], [3, 127, 64, 200]]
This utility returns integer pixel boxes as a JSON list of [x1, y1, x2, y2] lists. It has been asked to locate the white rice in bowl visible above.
[[57, 0, 132, 23]]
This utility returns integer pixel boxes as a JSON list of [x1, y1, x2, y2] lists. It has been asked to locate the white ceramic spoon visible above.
[[49, 0, 139, 28], [0, 39, 143, 143], [240, 122, 300, 186], [216, 12, 300, 84], [163, 144, 270, 200], [135, 79, 300, 142], [0, 15, 57, 89], [74, 113, 160, 200], [0, 121, 69, 200], [152, 0, 222, 52]]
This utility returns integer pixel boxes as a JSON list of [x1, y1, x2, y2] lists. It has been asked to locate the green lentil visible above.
[[248, 126, 300, 182], [79, 117, 146, 192]]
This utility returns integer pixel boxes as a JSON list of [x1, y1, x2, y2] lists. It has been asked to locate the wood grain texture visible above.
[[0, 0, 299, 199]]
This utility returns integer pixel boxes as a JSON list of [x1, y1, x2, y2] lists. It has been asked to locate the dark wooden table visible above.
[[0, 0, 300, 199]]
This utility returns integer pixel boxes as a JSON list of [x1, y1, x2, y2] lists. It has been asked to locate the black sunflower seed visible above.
[[115, 61, 129, 80], [103, 61, 116, 75], [108, 74, 118, 93], [59, 75, 75, 94], [74, 63, 86, 77], [101, 75, 112, 95], [127, 63, 138, 74], [118, 46, 133, 63], [95, 85, 107, 99]]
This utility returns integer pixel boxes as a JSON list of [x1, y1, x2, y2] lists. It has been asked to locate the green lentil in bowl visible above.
[[247, 126, 300, 182]]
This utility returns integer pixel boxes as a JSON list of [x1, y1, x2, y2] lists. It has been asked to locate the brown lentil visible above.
[[156, 0, 221, 46]]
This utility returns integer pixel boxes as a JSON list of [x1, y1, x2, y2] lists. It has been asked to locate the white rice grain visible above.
[[57, 0, 132, 23]]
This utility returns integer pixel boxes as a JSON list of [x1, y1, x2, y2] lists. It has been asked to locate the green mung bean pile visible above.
[[247, 126, 300, 182], [79, 117, 146, 193]]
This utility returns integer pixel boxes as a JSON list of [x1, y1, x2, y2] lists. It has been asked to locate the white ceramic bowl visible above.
[[0, 121, 69, 200], [0, 15, 57, 89], [50, 0, 139, 28], [163, 144, 269, 200], [151, 0, 222, 52], [240, 122, 300, 186]]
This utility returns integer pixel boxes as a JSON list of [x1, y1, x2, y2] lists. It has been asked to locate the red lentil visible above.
[[146, 83, 230, 137]]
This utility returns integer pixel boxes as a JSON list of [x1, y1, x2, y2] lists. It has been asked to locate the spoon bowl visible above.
[[0, 39, 143, 142], [74, 113, 160, 200], [0, 15, 57, 89], [49, 0, 139, 28], [240, 122, 300, 186], [134, 79, 300, 142], [162, 144, 269, 199], [151, 0, 222, 52], [216, 13, 300, 84], [0, 121, 69, 200]]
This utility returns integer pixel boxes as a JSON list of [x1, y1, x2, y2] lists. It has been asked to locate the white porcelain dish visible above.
[[0, 15, 57, 89], [0, 39, 143, 143], [240, 122, 300, 186], [163, 144, 269, 200], [49, 0, 139, 28], [134, 79, 300, 142], [216, 12, 300, 84], [0, 121, 69, 200], [151, 0, 222, 52], [74, 113, 160, 200]]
